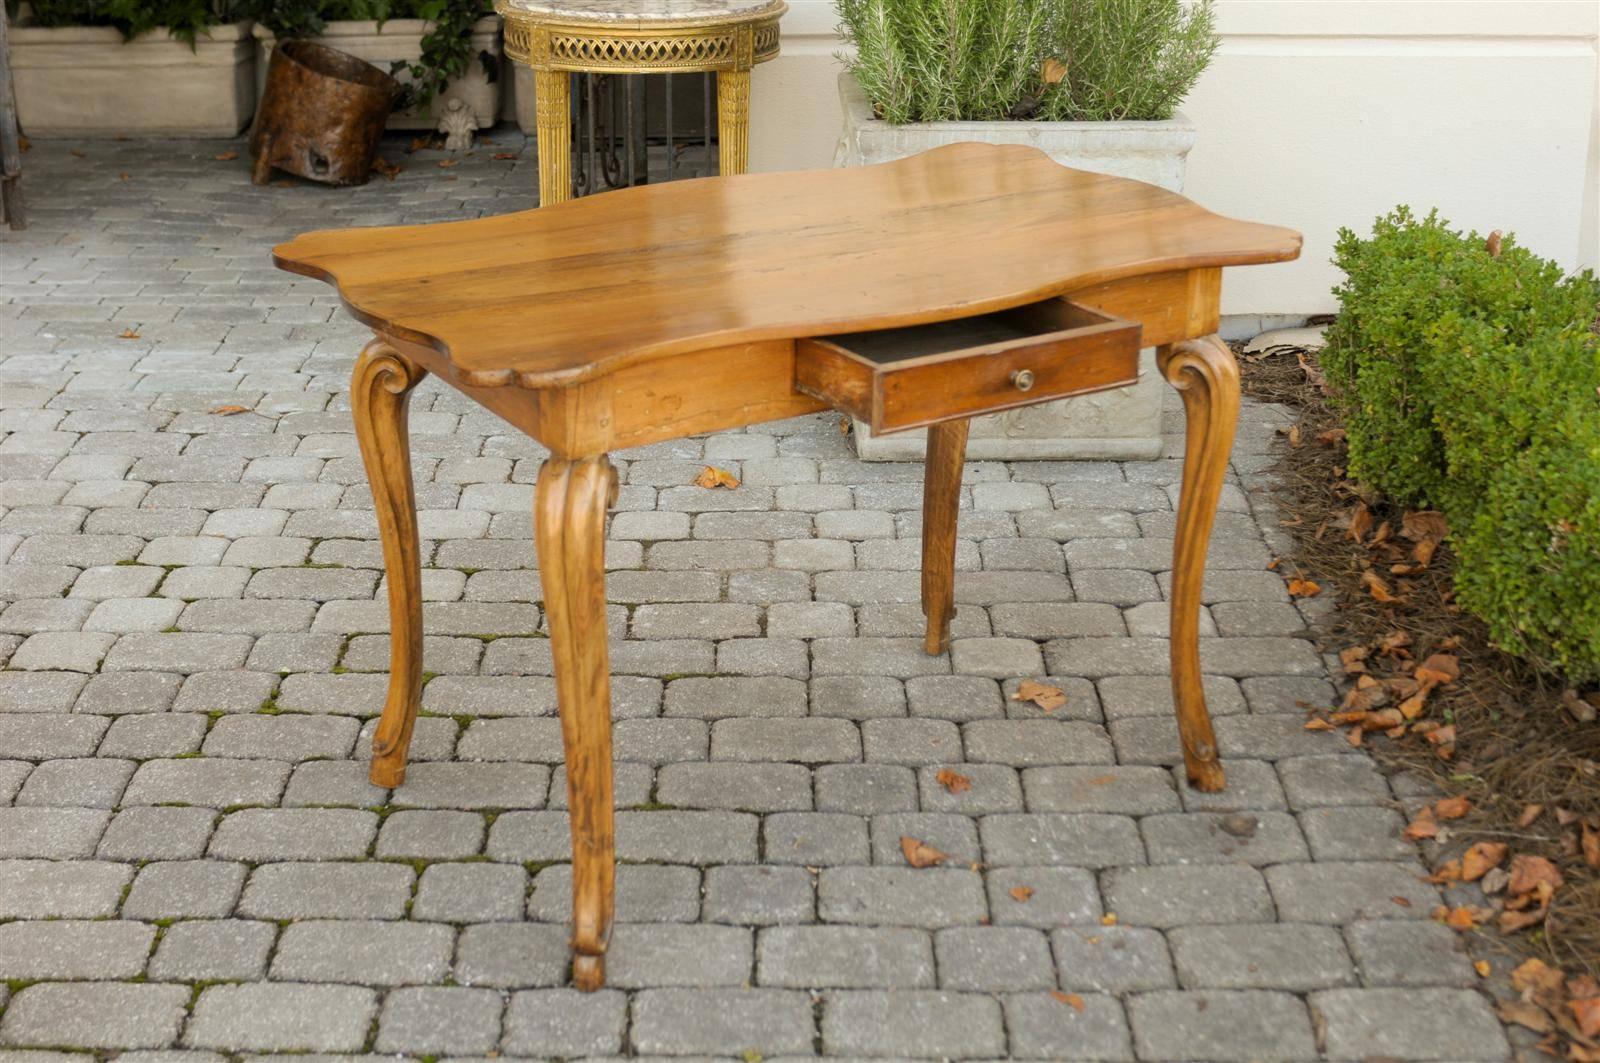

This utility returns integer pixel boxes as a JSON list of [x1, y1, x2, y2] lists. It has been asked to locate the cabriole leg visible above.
[[352, 341, 426, 788], [1159, 335, 1239, 792], [536, 455, 618, 990]]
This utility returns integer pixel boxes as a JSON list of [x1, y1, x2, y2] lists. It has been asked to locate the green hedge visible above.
[[1322, 207, 1600, 681]]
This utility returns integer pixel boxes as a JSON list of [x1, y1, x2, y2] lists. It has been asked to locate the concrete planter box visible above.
[[835, 72, 1196, 461], [254, 17, 502, 131], [10, 19, 256, 138]]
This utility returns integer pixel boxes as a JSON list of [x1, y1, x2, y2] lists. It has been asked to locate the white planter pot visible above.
[[9, 19, 256, 138], [253, 17, 502, 131], [835, 72, 1196, 461]]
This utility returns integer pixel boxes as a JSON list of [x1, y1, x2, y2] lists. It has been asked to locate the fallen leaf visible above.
[[1286, 424, 1302, 448], [1287, 578, 1321, 598], [1303, 717, 1335, 731], [1460, 841, 1508, 881], [214, 150, 238, 161], [409, 135, 436, 151], [693, 466, 740, 489], [493, 152, 518, 160], [899, 835, 948, 869], [1497, 999, 1554, 1034], [1398, 687, 1431, 719], [1485, 230, 1504, 258], [1011, 680, 1067, 713], [371, 157, 401, 180], [1346, 502, 1374, 543], [1479, 867, 1510, 895], [1508, 854, 1564, 895], [935, 768, 972, 795], [1499, 902, 1551, 933], [1563, 688, 1599, 724], [1361, 569, 1400, 603], [1099, 913, 1118, 926], [1583, 823, 1599, 869], [1403, 807, 1439, 841], [208, 404, 250, 416], [70, 148, 86, 157], [1414, 653, 1460, 686], [1474, 960, 1491, 978], [1434, 796, 1472, 820], [1436, 904, 1484, 930], [1050, 991, 1086, 1011], [1572, 998, 1600, 1039], [1512, 957, 1566, 995], [838, 417, 851, 434], [17, 134, 28, 152], [1339, 645, 1370, 675], [117, 327, 140, 339], [1218, 814, 1257, 838], [1008, 885, 1034, 903], [1428, 859, 1461, 884], [1317, 428, 1347, 446], [119, 172, 130, 180], [1518, 804, 1545, 828], [438, 158, 460, 168], [1402, 509, 1449, 545], [1041, 57, 1068, 85]]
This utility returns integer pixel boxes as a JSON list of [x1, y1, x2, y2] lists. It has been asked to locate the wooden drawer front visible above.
[[794, 300, 1142, 433]]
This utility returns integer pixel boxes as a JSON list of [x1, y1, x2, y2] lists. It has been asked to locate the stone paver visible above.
[[0, 132, 1513, 1061]]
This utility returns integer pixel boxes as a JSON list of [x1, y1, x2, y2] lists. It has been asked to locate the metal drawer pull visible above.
[[1011, 369, 1035, 392]]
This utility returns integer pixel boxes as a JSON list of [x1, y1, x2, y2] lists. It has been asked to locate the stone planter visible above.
[[253, 17, 502, 131], [835, 72, 1197, 461], [9, 19, 256, 138]]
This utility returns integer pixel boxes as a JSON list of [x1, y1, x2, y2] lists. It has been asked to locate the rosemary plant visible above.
[[837, 0, 1219, 124]]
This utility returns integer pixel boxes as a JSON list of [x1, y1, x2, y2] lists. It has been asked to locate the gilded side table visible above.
[[274, 143, 1301, 990], [495, 0, 785, 205]]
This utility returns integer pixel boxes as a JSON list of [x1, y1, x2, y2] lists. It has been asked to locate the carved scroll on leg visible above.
[[352, 341, 426, 788], [921, 419, 969, 656], [536, 455, 618, 990], [1159, 335, 1239, 793]]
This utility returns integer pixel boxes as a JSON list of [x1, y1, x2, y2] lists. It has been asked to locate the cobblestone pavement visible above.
[[0, 132, 1514, 1061]]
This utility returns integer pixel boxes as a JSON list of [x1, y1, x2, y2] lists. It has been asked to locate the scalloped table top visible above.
[[273, 142, 1301, 390], [493, 0, 784, 24]]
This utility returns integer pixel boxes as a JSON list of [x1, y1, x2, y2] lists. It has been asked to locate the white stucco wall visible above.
[[749, 0, 1600, 316]]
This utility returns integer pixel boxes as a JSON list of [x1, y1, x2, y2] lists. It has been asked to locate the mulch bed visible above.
[[1237, 341, 1600, 1057]]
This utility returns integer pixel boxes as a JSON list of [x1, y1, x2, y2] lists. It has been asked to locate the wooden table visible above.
[[273, 143, 1300, 990], [496, 0, 785, 204]]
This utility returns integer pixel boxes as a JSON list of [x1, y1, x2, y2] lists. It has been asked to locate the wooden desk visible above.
[[274, 143, 1301, 990]]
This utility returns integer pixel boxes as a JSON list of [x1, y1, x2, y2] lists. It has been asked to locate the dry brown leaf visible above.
[[1346, 501, 1374, 543], [1498, 999, 1555, 1034], [119, 172, 131, 180], [1402, 807, 1439, 841], [935, 768, 972, 795], [1518, 803, 1546, 828], [409, 135, 436, 151], [371, 157, 401, 180], [70, 148, 86, 157], [117, 328, 140, 340], [1099, 913, 1118, 926], [1434, 796, 1472, 820], [1339, 645, 1370, 675], [1563, 688, 1599, 724], [900, 835, 948, 868], [1572, 998, 1600, 1039], [1435, 904, 1486, 930], [207, 404, 250, 416], [1460, 841, 1508, 881], [1303, 717, 1335, 731], [1361, 569, 1401, 603], [1041, 57, 1068, 84], [1008, 885, 1034, 903], [17, 134, 28, 152], [1415, 653, 1460, 686], [1317, 428, 1347, 446], [1286, 578, 1321, 598], [1286, 423, 1302, 448], [1398, 687, 1430, 720], [1402, 509, 1449, 544], [493, 152, 518, 160], [1509, 854, 1564, 895], [1485, 230, 1504, 258], [1582, 823, 1600, 869], [1474, 959, 1491, 978], [1011, 680, 1067, 713], [693, 466, 740, 490], [1512, 957, 1566, 995], [438, 158, 460, 169], [1050, 991, 1086, 1012], [214, 150, 238, 161]]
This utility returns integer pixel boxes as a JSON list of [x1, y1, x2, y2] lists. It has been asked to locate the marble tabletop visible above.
[[496, 0, 785, 24]]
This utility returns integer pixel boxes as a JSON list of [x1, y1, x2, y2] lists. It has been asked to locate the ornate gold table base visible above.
[[497, 0, 785, 204]]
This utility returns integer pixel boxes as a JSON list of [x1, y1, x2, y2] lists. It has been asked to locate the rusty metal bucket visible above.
[[250, 39, 398, 187]]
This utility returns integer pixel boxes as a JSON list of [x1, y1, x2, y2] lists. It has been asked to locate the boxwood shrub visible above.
[[1322, 207, 1600, 681]]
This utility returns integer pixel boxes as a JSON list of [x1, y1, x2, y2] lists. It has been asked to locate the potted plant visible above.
[[6, 0, 257, 137], [834, 0, 1219, 460], [246, 0, 501, 131]]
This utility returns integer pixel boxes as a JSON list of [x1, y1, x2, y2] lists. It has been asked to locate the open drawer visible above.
[[794, 298, 1142, 434]]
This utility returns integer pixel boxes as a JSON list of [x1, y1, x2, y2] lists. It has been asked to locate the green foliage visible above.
[[835, 0, 1217, 123], [1323, 207, 1600, 680], [241, 0, 495, 114], [15, 0, 236, 44]]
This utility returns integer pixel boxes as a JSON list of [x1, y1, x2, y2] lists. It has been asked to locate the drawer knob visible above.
[[1011, 369, 1035, 392]]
